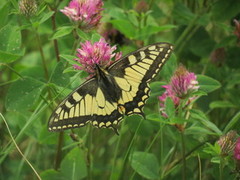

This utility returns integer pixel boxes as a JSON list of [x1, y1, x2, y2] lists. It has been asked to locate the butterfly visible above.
[[48, 42, 173, 134]]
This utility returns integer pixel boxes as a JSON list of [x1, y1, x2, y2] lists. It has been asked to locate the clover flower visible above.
[[74, 38, 122, 75], [217, 130, 238, 156], [170, 65, 199, 98], [134, 0, 149, 13], [60, 0, 103, 30], [210, 48, 225, 66], [234, 138, 240, 161], [159, 65, 199, 118], [19, 0, 37, 17]]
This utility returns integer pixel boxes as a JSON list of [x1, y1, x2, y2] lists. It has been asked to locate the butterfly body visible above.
[[48, 42, 173, 132], [96, 66, 121, 102]]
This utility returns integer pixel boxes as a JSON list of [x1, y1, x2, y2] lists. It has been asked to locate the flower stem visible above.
[[163, 142, 206, 178], [35, 29, 49, 80], [110, 120, 126, 180], [174, 16, 199, 54], [197, 154, 202, 180], [3, 64, 24, 79], [160, 123, 164, 178], [86, 125, 93, 180], [219, 157, 223, 180], [71, 28, 81, 55], [118, 119, 144, 180], [180, 131, 186, 180], [54, 131, 64, 170], [176, 25, 199, 55], [50, 8, 60, 62]]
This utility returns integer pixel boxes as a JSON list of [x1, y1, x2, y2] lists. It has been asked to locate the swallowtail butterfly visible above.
[[48, 42, 173, 133]]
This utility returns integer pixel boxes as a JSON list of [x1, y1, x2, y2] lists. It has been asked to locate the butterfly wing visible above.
[[48, 78, 123, 132], [108, 42, 173, 116]]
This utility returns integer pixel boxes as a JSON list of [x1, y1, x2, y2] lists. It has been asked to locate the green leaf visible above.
[[172, 2, 196, 25], [60, 147, 87, 180], [49, 61, 70, 87], [127, 11, 139, 27], [135, 25, 176, 40], [190, 109, 222, 135], [21, 66, 46, 80], [5, 111, 40, 138], [91, 33, 102, 42], [211, 0, 240, 22], [165, 97, 175, 118], [209, 101, 236, 109], [189, 28, 215, 58], [108, 6, 127, 19], [110, 19, 136, 39], [130, 151, 159, 179], [76, 29, 90, 41], [191, 90, 207, 97], [227, 73, 240, 88], [40, 169, 64, 180], [160, 53, 177, 80], [186, 126, 216, 135], [50, 26, 74, 40], [5, 77, 45, 112], [148, 81, 166, 103], [39, 11, 55, 24], [203, 142, 221, 157], [197, 75, 221, 93], [197, 14, 210, 26], [211, 157, 221, 164], [0, 25, 24, 63], [223, 111, 240, 134], [63, 67, 77, 74], [0, 2, 9, 28], [38, 126, 58, 145], [146, 113, 166, 123], [226, 47, 240, 69], [170, 117, 186, 124], [0, 51, 24, 63], [149, 81, 165, 92], [60, 54, 79, 65], [126, 115, 155, 136]]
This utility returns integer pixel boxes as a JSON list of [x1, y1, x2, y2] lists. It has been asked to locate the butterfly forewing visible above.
[[48, 42, 173, 132]]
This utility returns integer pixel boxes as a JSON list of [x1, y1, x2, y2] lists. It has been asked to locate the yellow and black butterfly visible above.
[[48, 42, 173, 133]]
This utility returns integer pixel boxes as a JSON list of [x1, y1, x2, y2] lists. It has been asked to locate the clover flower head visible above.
[[234, 138, 240, 161], [210, 48, 225, 66], [170, 65, 199, 98], [158, 65, 199, 118], [60, 0, 103, 30], [19, 0, 37, 17], [134, 0, 149, 13], [217, 130, 238, 156], [74, 38, 122, 75]]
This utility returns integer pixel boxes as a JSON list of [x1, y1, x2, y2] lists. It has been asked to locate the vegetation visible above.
[[0, 0, 240, 179]]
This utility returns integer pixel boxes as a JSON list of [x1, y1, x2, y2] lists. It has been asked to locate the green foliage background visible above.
[[0, 0, 240, 179]]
